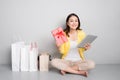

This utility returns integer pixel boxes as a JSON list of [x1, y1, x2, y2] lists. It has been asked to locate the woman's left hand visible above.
[[84, 43, 91, 50]]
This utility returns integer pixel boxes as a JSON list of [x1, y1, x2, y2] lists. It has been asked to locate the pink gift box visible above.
[[51, 27, 68, 46]]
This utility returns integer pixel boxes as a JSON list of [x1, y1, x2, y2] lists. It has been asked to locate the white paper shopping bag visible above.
[[29, 42, 38, 71], [39, 53, 49, 71], [11, 42, 24, 71], [20, 45, 30, 71]]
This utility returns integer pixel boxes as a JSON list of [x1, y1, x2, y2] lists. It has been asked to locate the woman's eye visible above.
[[75, 20, 78, 22], [70, 20, 73, 22]]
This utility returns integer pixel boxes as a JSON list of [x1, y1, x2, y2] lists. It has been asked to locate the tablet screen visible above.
[[77, 35, 97, 48]]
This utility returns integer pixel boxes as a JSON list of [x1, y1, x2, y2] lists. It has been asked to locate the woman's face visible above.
[[67, 16, 79, 30]]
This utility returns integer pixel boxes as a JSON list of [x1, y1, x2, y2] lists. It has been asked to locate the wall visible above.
[[0, 0, 120, 64]]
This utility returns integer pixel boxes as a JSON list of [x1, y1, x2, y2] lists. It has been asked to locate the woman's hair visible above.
[[64, 13, 82, 37]]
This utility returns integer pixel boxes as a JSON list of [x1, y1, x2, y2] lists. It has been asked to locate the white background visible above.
[[0, 0, 120, 64]]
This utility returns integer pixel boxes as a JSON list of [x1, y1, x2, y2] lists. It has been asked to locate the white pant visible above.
[[51, 58, 95, 70]]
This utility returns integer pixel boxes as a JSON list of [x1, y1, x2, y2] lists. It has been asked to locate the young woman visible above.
[[51, 13, 95, 77]]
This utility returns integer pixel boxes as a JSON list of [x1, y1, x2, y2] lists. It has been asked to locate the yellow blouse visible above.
[[59, 30, 86, 60]]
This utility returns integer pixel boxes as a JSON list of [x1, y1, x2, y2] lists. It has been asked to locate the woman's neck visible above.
[[69, 29, 78, 41], [69, 29, 77, 34]]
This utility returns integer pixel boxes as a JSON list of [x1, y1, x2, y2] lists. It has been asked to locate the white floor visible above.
[[0, 64, 120, 80]]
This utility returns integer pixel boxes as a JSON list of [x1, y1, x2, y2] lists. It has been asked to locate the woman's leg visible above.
[[59, 63, 88, 76], [51, 58, 87, 76], [70, 63, 88, 77], [76, 60, 95, 71], [61, 64, 88, 76], [61, 66, 88, 76]]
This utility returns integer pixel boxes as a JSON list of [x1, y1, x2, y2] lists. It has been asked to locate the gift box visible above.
[[51, 27, 68, 46]]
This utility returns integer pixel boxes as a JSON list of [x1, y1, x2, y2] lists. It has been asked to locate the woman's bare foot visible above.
[[84, 71, 88, 77], [60, 70, 66, 75], [78, 70, 88, 77]]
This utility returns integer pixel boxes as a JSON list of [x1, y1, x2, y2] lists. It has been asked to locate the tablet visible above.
[[77, 35, 97, 48]]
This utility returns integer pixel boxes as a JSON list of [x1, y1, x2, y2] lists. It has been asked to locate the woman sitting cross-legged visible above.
[[51, 13, 95, 77]]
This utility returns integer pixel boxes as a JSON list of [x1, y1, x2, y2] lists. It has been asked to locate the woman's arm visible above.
[[56, 41, 61, 52]]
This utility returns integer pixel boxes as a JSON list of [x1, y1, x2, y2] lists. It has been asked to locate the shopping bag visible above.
[[11, 42, 24, 71], [20, 45, 30, 71], [29, 42, 38, 71], [39, 53, 49, 71], [51, 27, 68, 46]]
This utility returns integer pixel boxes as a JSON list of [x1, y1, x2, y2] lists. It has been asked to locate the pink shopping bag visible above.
[[29, 42, 38, 71]]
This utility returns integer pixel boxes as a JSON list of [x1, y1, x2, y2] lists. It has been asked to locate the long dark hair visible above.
[[64, 13, 82, 37]]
